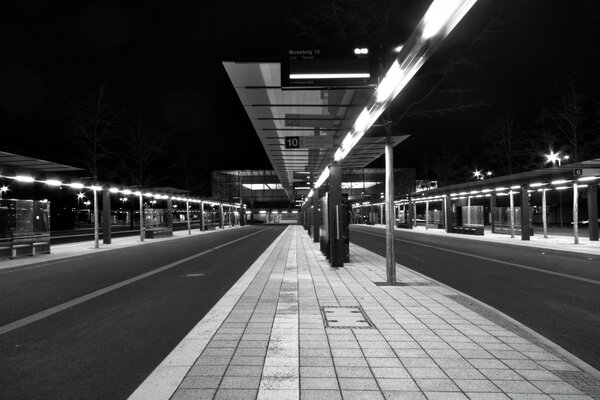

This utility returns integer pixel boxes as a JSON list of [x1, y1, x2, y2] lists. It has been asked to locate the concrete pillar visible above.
[[219, 203, 224, 229], [425, 200, 429, 230], [329, 161, 343, 268], [588, 183, 599, 241], [444, 195, 452, 233], [520, 185, 530, 241], [240, 205, 246, 226], [312, 190, 320, 243], [102, 189, 111, 244]]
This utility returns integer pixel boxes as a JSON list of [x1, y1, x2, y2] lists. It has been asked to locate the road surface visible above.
[[0, 225, 286, 399]]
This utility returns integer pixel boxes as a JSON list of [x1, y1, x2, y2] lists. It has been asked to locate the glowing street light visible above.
[[0, 185, 8, 198], [14, 175, 35, 183], [546, 150, 569, 166], [45, 179, 62, 186]]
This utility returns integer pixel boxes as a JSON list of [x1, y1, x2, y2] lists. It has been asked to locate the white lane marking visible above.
[[354, 228, 600, 286], [0, 228, 271, 336]]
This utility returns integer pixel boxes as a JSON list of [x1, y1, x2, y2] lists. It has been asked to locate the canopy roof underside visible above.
[[223, 61, 408, 202]]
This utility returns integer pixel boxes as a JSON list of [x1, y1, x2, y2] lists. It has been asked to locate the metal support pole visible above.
[[312, 189, 320, 243], [413, 201, 417, 227], [102, 189, 111, 245], [490, 193, 497, 233], [93, 188, 99, 249], [425, 200, 429, 230], [588, 184, 599, 241], [520, 185, 530, 241], [573, 183, 579, 244], [542, 188, 548, 238], [329, 161, 343, 268], [509, 190, 515, 238], [467, 196, 471, 226], [385, 133, 396, 284], [200, 200, 205, 231], [139, 193, 144, 242], [186, 200, 191, 235]]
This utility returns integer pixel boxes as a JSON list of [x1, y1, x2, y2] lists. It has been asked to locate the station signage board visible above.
[[284, 136, 334, 149], [281, 46, 376, 89]]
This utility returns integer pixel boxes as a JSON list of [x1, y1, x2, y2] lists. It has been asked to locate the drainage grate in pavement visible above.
[[321, 306, 373, 329]]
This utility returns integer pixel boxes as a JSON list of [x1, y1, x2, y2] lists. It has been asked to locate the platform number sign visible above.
[[285, 136, 300, 149], [573, 168, 583, 176]]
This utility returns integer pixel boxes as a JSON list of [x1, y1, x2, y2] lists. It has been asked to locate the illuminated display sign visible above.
[[281, 46, 376, 89]]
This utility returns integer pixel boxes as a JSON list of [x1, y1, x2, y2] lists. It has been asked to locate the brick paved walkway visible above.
[[131, 225, 600, 400]]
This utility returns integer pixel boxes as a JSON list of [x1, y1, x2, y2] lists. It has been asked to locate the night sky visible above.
[[1, 1, 599, 189]]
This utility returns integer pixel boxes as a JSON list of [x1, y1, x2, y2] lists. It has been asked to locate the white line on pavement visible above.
[[128, 227, 291, 400], [0, 228, 271, 336], [355, 228, 600, 286]]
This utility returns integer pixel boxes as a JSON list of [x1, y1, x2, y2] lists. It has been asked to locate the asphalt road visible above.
[[350, 225, 600, 371], [0, 225, 286, 400]]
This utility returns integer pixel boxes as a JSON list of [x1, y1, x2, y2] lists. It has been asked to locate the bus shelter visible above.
[[392, 159, 599, 244]]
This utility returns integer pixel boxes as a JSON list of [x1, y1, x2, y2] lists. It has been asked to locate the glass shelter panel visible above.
[[0, 199, 51, 259], [144, 208, 173, 238], [492, 206, 533, 235], [462, 206, 484, 227]]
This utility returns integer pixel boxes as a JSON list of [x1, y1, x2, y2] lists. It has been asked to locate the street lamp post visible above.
[[186, 200, 191, 235]]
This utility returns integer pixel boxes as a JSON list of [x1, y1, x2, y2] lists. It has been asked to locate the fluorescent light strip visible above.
[[289, 73, 370, 80], [314, 0, 479, 186]]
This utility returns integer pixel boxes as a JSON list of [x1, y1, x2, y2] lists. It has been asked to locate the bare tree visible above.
[[123, 114, 171, 188], [544, 75, 589, 162], [430, 145, 467, 183], [286, 0, 403, 44], [70, 84, 123, 181], [213, 172, 239, 202], [482, 109, 533, 175]]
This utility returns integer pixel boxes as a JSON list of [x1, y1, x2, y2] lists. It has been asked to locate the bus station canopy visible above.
[[223, 61, 409, 202], [0, 150, 83, 176], [407, 158, 600, 200]]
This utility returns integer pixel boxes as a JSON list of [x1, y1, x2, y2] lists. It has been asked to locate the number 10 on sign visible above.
[[285, 136, 300, 148]]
